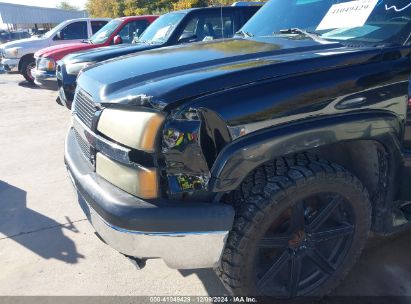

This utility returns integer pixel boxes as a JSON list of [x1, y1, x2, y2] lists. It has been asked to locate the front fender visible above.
[[209, 111, 403, 192]]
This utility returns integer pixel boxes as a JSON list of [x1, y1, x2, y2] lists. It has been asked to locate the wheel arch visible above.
[[18, 53, 34, 71], [210, 112, 403, 231]]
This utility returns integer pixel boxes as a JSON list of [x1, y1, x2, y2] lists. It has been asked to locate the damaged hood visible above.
[[76, 37, 378, 109]]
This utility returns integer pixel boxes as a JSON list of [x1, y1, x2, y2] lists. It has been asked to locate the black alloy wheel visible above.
[[218, 153, 371, 298], [256, 193, 355, 297]]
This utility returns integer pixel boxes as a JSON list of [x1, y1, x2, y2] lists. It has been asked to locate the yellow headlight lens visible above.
[[96, 153, 158, 199], [97, 109, 165, 152]]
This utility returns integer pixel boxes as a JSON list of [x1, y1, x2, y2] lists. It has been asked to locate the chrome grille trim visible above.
[[72, 116, 136, 168], [74, 89, 96, 129], [74, 128, 91, 161], [56, 62, 63, 80]]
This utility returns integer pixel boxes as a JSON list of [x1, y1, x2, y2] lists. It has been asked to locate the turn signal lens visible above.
[[47, 60, 55, 71]]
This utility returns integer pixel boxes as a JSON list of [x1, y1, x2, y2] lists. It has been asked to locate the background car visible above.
[[0, 18, 110, 83], [57, 4, 261, 109], [33, 15, 158, 90], [0, 31, 31, 44]]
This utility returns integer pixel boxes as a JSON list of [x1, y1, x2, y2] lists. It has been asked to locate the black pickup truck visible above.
[[65, 0, 411, 298], [56, 5, 260, 109]]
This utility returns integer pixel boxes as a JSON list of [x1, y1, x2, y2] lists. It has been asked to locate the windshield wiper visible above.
[[136, 39, 151, 45], [147, 40, 163, 45], [235, 30, 254, 38], [274, 28, 323, 41]]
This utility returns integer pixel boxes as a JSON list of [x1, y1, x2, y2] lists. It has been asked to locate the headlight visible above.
[[37, 57, 56, 71], [97, 109, 165, 152], [66, 61, 95, 75], [5, 47, 19, 58]]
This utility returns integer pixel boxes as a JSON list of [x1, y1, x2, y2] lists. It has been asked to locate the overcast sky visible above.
[[0, 0, 87, 9]]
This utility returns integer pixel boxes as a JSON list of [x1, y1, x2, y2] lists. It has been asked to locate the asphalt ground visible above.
[[1, 73, 411, 299]]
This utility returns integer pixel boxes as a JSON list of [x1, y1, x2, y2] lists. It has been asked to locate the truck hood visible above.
[[77, 37, 379, 110], [62, 43, 158, 64], [1, 36, 47, 50], [35, 42, 96, 60]]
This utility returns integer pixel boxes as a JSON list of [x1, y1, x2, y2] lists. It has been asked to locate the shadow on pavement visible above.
[[179, 269, 228, 295], [333, 231, 411, 296], [0, 180, 84, 263], [180, 231, 411, 297], [18, 81, 40, 89]]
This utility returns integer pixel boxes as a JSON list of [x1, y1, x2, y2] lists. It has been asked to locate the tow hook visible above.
[[125, 255, 147, 270]]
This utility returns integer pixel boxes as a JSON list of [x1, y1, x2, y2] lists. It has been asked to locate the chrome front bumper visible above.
[[76, 189, 228, 269], [1, 58, 18, 72], [33, 69, 58, 90]]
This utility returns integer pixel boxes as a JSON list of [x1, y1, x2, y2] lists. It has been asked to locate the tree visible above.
[[56, 1, 79, 10], [86, 0, 125, 17], [172, 0, 208, 10], [123, 0, 151, 15], [85, 0, 239, 17], [208, 0, 234, 6]]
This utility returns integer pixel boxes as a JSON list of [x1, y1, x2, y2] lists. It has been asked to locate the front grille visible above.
[[56, 62, 62, 80], [56, 63, 63, 86], [73, 89, 96, 129], [74, 128, 91, 161]]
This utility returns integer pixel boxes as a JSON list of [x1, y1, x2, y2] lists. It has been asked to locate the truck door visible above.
[[52, 21, 88, 45]]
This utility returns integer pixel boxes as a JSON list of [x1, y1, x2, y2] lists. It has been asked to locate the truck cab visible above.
[[33, 16, 158, 90], [0, 18, 111, 83], [65, 0, 411, 298]]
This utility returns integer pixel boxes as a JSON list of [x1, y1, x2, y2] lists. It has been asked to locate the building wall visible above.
[[0, 3, 88, 27]]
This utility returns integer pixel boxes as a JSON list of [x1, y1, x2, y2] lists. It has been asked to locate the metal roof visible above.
[[0, 2, 88, 24]]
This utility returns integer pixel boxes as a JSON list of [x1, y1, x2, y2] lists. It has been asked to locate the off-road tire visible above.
[[21, 56, 35, 83], [217, 153, 371, 297]]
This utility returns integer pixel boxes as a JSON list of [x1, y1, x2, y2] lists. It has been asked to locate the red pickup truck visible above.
[[33, 15, 158, 89]]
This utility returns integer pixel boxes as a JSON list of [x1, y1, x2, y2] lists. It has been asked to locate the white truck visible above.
[[0, 18, 110, 83]]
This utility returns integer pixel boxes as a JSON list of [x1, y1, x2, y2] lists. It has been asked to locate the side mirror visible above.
[[56, 31, 64, 40], [113, 35, 123, 45], [178, 33, 197, 44]]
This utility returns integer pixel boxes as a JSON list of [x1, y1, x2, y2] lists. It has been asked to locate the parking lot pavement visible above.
[[1, 73, 411, 297]]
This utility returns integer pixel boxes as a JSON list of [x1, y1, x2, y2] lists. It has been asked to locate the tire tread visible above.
[[217, 152, 371, 297]]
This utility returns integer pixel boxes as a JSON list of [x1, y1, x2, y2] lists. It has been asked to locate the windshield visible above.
[[241, 0, 411, 45], [137, 12, 185, 44], [90, 19, 122, 44]]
